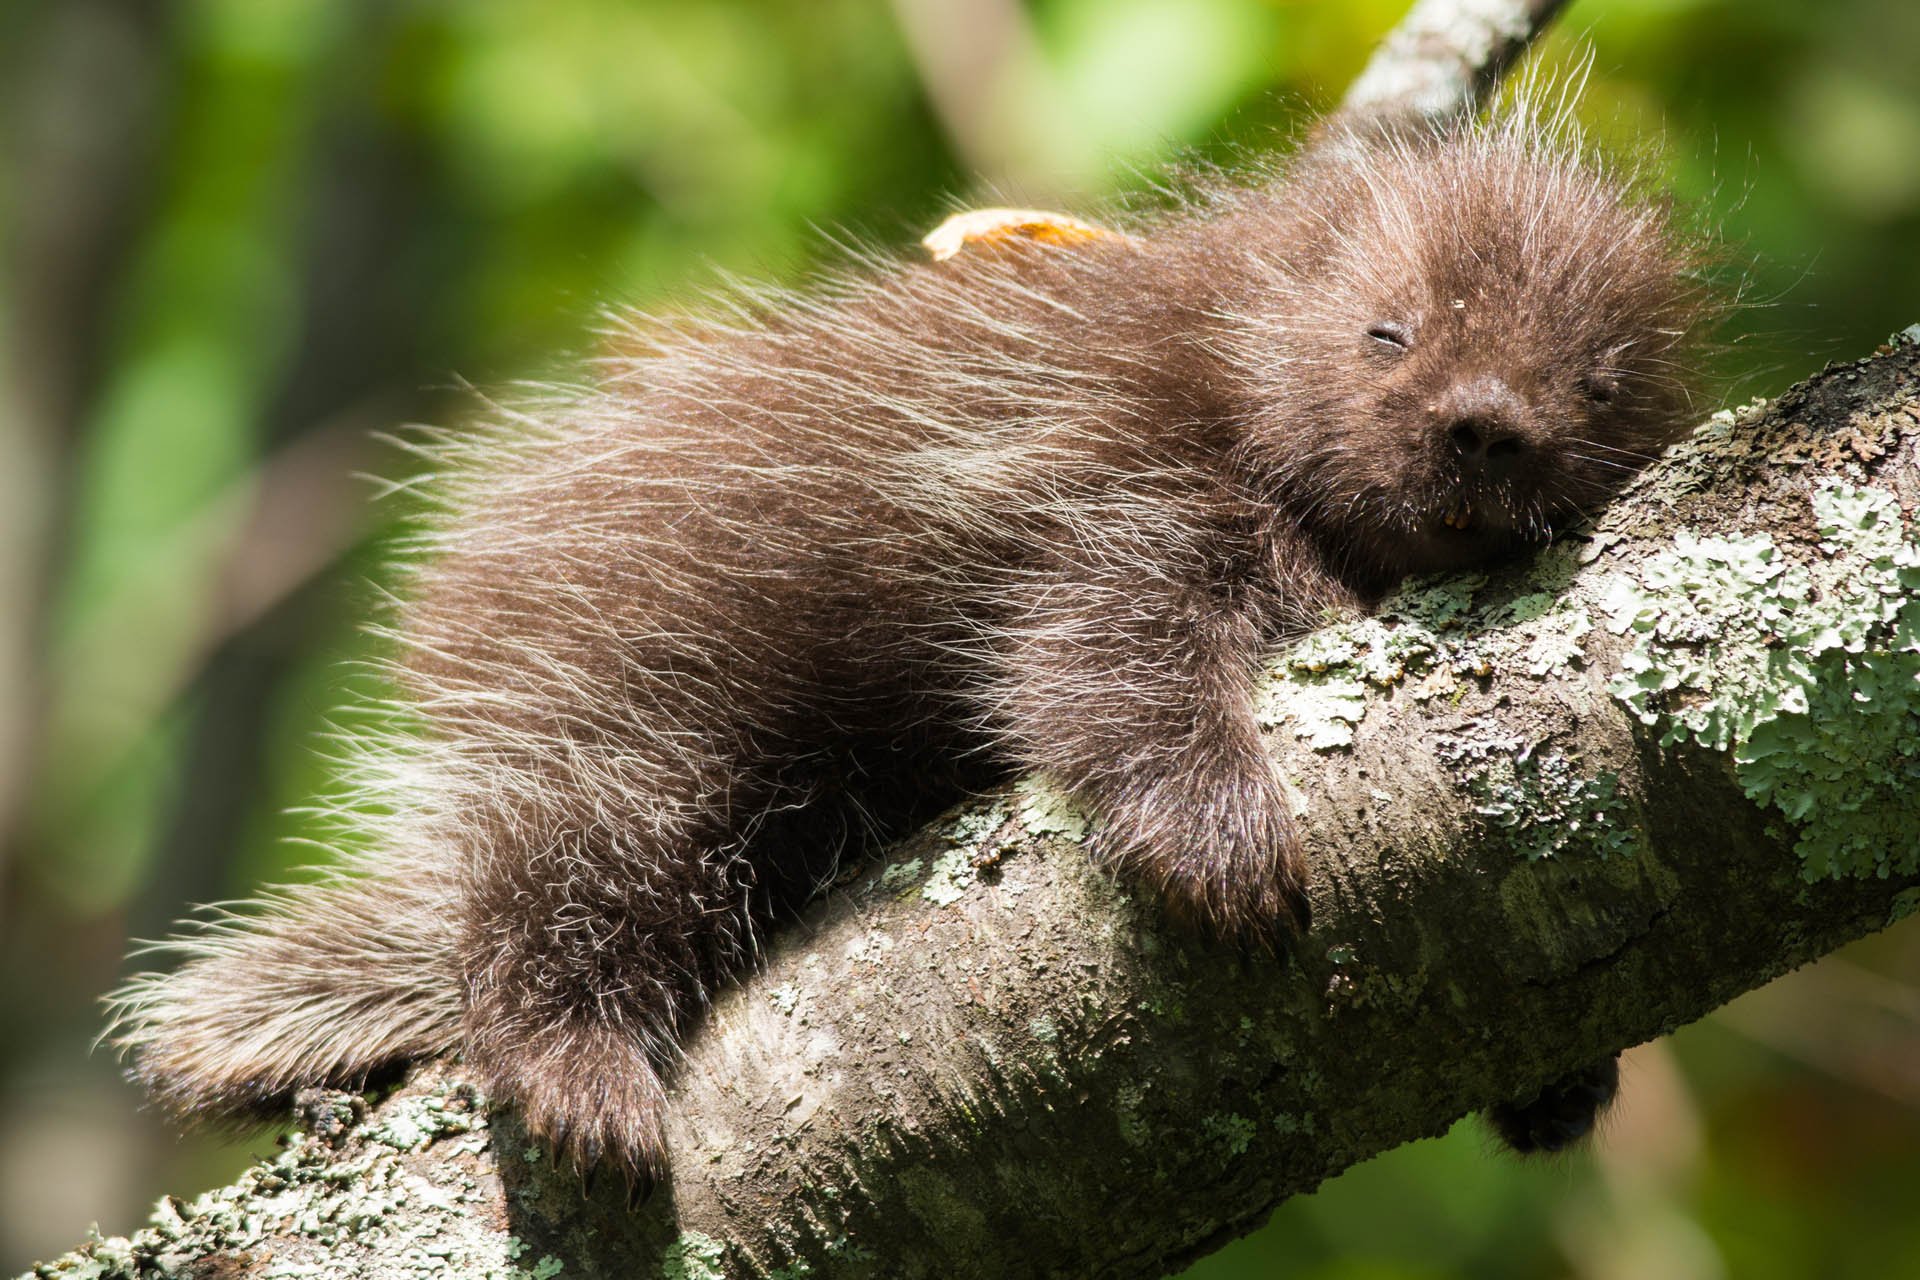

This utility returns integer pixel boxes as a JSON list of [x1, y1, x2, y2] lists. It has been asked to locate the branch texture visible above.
[[22, 334, 1920, 1280], [1336, 0, 1572, 129]]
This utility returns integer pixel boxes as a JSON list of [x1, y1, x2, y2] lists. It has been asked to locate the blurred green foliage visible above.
[[3, 0, 1919, 1274]]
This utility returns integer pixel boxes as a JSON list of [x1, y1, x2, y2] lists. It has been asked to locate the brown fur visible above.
[[110, 105, 1713, 1184]]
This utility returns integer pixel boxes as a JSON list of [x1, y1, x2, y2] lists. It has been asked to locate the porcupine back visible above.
[[108, 194, 1218, 1118]]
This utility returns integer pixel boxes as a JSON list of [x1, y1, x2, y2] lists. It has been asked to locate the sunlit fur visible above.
[[109, 103, 1714, 1185]]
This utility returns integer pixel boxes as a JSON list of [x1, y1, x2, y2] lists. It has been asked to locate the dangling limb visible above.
[[457, 799, 759, 1189], [1486, 1054, 1621, 1154]]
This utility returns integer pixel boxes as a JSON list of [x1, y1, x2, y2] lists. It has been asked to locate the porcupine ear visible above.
[[920, 207, 1137, 261]]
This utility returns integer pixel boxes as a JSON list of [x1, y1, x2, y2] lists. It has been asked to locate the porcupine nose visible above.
[[1437, 375, 1528, 481]]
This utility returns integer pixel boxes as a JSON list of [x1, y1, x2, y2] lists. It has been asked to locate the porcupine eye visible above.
[[1366, 321, 1413, 352]]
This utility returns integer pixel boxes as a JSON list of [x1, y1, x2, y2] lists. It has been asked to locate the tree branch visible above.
[[31, 7, 1920, 1279], [1336, 0, 1572, 129], [23, 334, 1920, 1280]]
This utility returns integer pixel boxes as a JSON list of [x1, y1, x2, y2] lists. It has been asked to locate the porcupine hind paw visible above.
[[1485, 1054, 1621, 1154]]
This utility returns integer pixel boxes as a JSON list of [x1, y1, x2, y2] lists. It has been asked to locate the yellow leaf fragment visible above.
[[921, 207, 1137, 262]]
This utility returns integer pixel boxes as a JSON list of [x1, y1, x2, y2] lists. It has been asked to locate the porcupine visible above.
[[109, 103, 1714, 1185]]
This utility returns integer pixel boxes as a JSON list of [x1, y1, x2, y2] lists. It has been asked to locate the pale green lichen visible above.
[[1257, 621, 1397, 746], [878, 858, 924, 890], [1014, 775, 1089, 842], [660, 1232, 727, 1280], [1438, 735, 1638, 862], [1257, 573, 1519, 750], [1387, 574, 1487, 628], [1200, 1113, 1257, 1159], [1285, 616, 1440, 687], [921, 846, 977, 905], [1501, 591, 1560, 625], [919, 801, 1016, 904], [1606, 531, 1820, 751], [820, 1235, 873, 1262], [947, 803, 1005, 848], [22, 1078, 533, 1280], [1258, 669, 1370, 749], [1606, 482, 1920, 879], [1271, 1111, 1316, 1137], [1114, 1083, 1151, 1147], [1517, 605, 1594, 676], [361, 1088, 480, 1152]]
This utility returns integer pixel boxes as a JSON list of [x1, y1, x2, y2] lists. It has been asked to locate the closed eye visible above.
[[1367, 321, 1413, 352]]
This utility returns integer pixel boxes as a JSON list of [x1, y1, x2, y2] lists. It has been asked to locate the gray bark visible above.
[[1337, 0, 1572, 129], [20, 333, 1920, 1280]]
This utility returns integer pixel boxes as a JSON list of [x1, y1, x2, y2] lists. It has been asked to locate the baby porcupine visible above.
[[110, 104, 1713, 1184]]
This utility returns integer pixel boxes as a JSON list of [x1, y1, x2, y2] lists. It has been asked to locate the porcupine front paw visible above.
[[1100, 766, 1309, 947]]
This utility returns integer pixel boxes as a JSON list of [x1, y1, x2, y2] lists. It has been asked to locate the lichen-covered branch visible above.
[[22, 336, 1920, 1279]]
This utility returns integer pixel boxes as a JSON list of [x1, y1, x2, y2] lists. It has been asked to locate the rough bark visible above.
[[21, 331, 1920, 1280]]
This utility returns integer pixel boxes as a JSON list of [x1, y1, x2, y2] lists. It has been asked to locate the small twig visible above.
[[884, 0, 1086, 199], [1338, 0, 1573, 129]]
